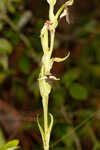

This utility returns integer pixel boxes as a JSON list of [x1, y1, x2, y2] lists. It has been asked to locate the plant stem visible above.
[[50, 30, 55, 56], [43, 96, 49, 150], [43, 96, 48, 134]]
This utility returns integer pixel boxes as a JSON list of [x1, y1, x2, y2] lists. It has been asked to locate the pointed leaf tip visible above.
[[37, 117, 45, 144], [48, 113, 54, 133]]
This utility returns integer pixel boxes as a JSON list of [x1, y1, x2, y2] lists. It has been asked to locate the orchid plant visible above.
[[38, 0, 74, 150]]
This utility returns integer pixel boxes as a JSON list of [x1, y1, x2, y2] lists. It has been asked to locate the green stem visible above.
[[49, 4, 54, 22], [43, 96, 48, 134], [55, 3, 66, 20], [43, 96, 49, 150], [50, 30, 55, 56]]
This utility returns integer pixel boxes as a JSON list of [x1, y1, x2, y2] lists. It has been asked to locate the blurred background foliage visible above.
[[0, 0, 100, 149]]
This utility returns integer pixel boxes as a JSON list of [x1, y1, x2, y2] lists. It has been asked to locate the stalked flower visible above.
[[65, 0, 74, 6], [60, 7, 70, 24]]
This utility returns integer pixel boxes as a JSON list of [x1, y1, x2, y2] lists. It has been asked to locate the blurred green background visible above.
[[0, 0, 100, 150]]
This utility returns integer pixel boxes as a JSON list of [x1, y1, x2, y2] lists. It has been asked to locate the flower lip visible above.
[[38, 75, 60, 81]]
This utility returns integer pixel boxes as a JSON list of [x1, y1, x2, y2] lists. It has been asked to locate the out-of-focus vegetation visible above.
[[0, 0, 100, 150]]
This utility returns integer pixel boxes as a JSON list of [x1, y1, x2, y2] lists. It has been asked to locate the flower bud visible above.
[[60, 7, 70, 24], [65, 0, 74, 6]]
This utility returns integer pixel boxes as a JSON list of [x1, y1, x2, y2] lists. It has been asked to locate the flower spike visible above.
[[60, 7, 70, 24], [38, 0, 74, 149]]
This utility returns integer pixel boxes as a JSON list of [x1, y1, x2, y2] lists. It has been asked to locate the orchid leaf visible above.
[[48, 113, 54, 134], [37, 117, 45, 145]]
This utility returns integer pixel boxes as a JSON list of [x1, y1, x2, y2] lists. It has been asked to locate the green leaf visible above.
[[5, 147, 18, 150], [0, 140, 19, 150], [0, 55, 8, 70], [62, 69, 80, 87], [4, 31, 20, 46], [16, 86, 26, 101], [0, 128, 6, 147], [55, 148, 65, 150], [7, 3, 15, 13], [0, 73, 6, 84], [12, 0, 20, 2], [4, 140, 19, 148], [0, 0, 6, 12], [0, 22, 4, 31], [69, 83, 88, 100], [37, 117, 45, 146], [90, 65, 100, 77], [63, 126, 75, 150], [52, 88, 66, 107], [0, 38, 13, 54], [18, 55, 31, 74], [48, 113, 54, 135], [55, 123, 67, 137]]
